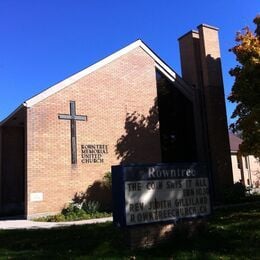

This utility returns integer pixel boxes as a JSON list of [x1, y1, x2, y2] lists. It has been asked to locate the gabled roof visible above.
[[24, 39, 194, 107], [1, 39, 194, 125]]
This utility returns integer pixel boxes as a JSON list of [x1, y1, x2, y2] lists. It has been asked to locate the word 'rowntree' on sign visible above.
[[81, 144, 108, 163]]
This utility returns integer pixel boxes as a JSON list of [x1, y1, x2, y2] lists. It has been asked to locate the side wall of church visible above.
[[0, 126, 25, 215], [26, 47, 162, 217], [0, 126, 2, 213]]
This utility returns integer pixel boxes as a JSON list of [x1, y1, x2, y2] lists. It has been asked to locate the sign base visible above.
[[125, 223, 174, 249]]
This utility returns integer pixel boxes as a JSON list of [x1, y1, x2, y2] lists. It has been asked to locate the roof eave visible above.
[[0, 103, 26, 126]]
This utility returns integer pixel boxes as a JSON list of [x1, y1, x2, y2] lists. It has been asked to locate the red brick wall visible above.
[[26, 47, 162, 217]]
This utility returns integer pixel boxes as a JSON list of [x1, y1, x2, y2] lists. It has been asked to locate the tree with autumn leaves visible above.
[[228, 15, 260, 158]]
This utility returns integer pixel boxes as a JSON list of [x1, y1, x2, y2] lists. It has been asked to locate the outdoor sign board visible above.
[[112, 163, 211, 227]]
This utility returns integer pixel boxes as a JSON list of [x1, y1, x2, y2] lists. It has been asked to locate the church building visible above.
[[0, 24, 233, 218]]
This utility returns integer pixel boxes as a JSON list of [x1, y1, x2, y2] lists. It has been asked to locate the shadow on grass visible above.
[[0, 204, 260, 259], [0, 223, 128, 258]]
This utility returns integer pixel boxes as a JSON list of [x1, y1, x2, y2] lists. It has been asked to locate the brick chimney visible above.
[[179, 24, 233, 202]]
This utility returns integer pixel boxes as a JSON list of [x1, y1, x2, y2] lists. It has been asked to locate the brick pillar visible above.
[[179, 24, 233, 202], [178, 31, 208, 165]]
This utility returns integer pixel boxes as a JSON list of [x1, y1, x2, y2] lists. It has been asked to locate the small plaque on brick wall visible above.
[[81, 144, 108, 163], [30, 192, 43, 202]]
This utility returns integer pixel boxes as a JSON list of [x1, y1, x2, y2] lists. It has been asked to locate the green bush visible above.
[[223, 182, 246, 203], [62, 200, 100, 219], [103, 171, 112, 189], [34, 200, 111, 222], [35, 214, 66, 222], [82, 200, 100, 214]]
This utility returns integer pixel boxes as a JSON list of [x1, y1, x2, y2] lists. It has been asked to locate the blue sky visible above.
[[0, 0, 259, 123]]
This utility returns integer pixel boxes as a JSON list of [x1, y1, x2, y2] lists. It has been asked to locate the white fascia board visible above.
[[139, 44, 177, 79], [139, 43, 194, 100], [24, 39, 183, 107], [155, 63, 194, 100]]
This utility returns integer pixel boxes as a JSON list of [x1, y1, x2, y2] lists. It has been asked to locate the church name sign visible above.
[[112, 163, 211, 227], [81, 144, 108, 163]]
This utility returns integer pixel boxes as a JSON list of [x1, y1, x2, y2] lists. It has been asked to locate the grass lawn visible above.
[[0, 203, 259, 259]]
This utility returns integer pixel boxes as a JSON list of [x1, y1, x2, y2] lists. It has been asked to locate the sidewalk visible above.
[[0, 217, 113, 230]]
